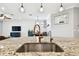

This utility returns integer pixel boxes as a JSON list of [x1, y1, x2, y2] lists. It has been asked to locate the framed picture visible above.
[[54, 13, 69, 25]]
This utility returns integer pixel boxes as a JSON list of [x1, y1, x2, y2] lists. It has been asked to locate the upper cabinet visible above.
[[51, 11, 69, 25]]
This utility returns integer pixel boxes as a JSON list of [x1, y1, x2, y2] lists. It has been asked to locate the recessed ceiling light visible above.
[[29, 14, 32, 16], [1, 7, 5, 11]]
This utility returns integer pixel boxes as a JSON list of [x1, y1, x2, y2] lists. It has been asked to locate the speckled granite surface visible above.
[[0, 37, 79, 56]]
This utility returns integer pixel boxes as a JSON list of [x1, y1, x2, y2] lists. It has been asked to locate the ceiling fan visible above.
[[0, 14, 12, 19], [0, 6, 14, 20]]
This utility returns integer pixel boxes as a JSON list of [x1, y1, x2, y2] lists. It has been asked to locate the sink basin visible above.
[[16, 43, 64, 52]]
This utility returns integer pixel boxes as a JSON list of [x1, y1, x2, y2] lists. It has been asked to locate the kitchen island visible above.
[[0, 37, 79, 56]]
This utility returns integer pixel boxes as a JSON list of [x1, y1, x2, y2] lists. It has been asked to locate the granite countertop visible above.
[[0, 37, 79, 56]]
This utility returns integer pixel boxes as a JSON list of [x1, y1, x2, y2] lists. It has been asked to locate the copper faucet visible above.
[[50, 38, 53, 43], [34, 24, 43, 43], [34, 24, 40, 35]]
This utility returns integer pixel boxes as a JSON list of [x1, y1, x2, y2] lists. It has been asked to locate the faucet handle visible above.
[[39, 36, 43, 43], [50, 38, 53, 43]]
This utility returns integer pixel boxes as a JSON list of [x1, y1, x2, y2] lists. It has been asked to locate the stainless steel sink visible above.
[[16, 43, 64, 52]]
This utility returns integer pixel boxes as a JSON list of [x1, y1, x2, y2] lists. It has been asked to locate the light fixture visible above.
[[40, 3, 44, 12], [20, 3, 25, 13], [59, 3, 64, 12], [0, 14, 12, 20], [0, 6, 13, 20], [1, 7, 5, 12]]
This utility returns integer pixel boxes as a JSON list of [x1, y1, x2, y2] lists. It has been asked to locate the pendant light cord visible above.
[[41, 3, 43, 8], [60, 3, 63, 7], [21, 3, 24, 8]]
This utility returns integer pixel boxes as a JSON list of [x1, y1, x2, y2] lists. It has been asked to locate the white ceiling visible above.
[[0, 3, 79, 20], [0, 3, 79, 13]]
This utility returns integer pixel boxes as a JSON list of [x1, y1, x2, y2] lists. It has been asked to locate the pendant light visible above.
[[40, 3, 44, 12], [59, 3, 64, 12], [20, 3, 25, 13]]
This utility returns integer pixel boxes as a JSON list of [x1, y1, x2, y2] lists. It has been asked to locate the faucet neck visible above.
[[34, 24, 40, 35]]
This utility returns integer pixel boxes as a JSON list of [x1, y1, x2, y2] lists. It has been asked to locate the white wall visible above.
[[51, 8, 74, 37], [2, 14, 51, 37], [2, 8, 77, 38], [0, 21, 2, 36], [1, 3, 79, 38], [2, 19, 35, 37], [2, 7, 79, 38], [73, 7, 79, 38]]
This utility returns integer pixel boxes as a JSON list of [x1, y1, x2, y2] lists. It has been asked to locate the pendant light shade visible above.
[[59, 3, 64, 12], [1, 7, 5, 12], [40, 3, 44, 12], [20, 3, 25, 13]]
